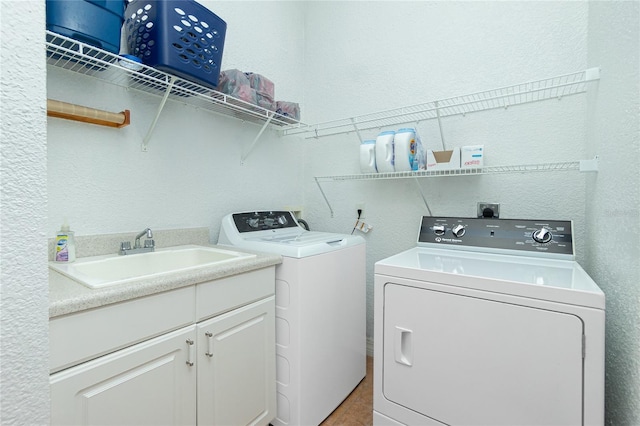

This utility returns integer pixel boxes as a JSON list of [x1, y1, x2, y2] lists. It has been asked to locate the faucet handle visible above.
[[120, 241, 132, 251], [144, 239, 155, 249]]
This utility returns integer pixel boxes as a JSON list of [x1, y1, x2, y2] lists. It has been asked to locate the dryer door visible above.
[[382, 282, 584, 426]]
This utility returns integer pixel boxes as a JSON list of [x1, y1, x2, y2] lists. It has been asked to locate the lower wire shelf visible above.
[[313, 159, 598, 216], [315, 160, 595, 182]]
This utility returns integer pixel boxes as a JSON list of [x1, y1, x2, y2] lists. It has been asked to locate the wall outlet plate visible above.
[[477, 202, 500, 218]]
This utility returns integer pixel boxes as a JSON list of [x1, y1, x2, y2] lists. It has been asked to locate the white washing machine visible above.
[[219, 211, 366, 426], [374, 216, 605, 426]]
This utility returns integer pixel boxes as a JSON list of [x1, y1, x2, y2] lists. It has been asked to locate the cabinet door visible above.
[[197, 296, 276, 426], [50, 326, 197, 426]]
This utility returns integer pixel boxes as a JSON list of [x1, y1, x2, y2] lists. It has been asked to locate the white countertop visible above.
[[49, 244, 282, 318]]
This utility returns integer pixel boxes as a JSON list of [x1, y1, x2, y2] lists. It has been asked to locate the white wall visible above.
[[302, 0, 591, 346], [47, 1, 307, 242], [0, 1, 50, 424], [3, 1, 637, 424], [586, 2, 640, 425]]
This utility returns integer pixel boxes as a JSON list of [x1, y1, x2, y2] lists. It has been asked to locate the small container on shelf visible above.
[[375, 130, 396, 173], [359, 140, 377, 173]]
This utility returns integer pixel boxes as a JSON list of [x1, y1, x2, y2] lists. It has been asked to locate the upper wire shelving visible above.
[[45, 31, 303, 154], [282, 68, 600, 139]]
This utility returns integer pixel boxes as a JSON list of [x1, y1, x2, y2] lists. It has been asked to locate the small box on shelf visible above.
[[461, 145, 484, 169], [426, 148, 460, 171]]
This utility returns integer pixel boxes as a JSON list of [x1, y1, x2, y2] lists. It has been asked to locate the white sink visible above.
[[49, 245, 256, 289]]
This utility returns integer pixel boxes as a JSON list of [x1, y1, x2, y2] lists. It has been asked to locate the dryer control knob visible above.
[[532, 227, 552, 243], [248, 218, 260, 228], [452, 224, 466, 238], [277, 215, 288, 225], [433, 225, 446, 236]]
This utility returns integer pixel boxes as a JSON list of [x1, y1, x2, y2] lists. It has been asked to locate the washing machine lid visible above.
[[218, 211, 364, 258], [375, 246, 605, 310]]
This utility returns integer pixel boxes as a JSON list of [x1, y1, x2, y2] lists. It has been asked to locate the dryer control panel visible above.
[[418, 217, 574, 256]]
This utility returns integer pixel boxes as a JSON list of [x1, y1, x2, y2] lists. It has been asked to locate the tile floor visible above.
[[320, 356, 374, 426]]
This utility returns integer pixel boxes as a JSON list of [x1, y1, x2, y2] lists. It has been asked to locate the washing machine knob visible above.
[[532, 227, 552, 243], [433, 225, 446, 236], [452, 224, 466, 238], [248, 218, 260, 228], [277, 215, 288, 225]]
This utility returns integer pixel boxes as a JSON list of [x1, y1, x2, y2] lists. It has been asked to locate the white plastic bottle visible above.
[[393, 128, 417, 172], [55, 220, 76, 263], [375, 130, 396, 172], [359, 140, 377, 173]]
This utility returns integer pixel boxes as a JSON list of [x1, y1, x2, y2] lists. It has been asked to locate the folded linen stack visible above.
[[217, 69, 257, 105], [216, 69, 301, 121], [246, 72, 275, 111], [275, 101, 300, 121]]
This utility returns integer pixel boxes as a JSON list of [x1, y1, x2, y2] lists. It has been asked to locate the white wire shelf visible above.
[[316, 160, 599, 182], [313, 159, 597, 217], [45, 31, 302, 128], [283, 68, 600, 139]]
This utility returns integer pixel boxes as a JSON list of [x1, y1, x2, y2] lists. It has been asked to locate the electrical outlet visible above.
[[356, 203, 365, 219], [477, 202, 500, 218]]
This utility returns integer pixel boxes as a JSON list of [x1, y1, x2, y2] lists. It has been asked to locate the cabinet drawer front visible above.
[[50, 286, 195, 373], [196, 267, 275, 321]]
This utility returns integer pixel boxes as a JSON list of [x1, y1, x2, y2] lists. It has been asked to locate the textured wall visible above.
[[0, 1, 50, 424], [47, 2, 307, 240], [15, 1, 640, 424], [586, 2, 640, 425], [301, 0, 591, 346]]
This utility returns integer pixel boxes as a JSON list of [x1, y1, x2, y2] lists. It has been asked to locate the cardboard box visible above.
[[426, 148, 460, 170], [461, 145, 484, 169]]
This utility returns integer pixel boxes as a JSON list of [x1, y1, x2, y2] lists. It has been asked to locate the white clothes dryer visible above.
[[219, 211, 366, 426], [374, 216, 605, 426]]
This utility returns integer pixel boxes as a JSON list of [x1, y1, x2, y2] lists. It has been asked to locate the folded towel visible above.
[[257, 93, 276, 111], [275, 101, 300, 121], [217, 69, 257, 104], [245, 72, 275, 100]]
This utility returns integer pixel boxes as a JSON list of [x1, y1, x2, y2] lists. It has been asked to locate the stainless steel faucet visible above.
[[134, 228, 153, 248], [119, 227, 155, 255]]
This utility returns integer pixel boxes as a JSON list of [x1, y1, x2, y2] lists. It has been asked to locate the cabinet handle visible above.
[[186, 339, 195, 366], [205, 332, 214, 358]]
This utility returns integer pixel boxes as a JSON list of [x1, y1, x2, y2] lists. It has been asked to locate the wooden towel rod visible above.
[[47, 99, 130, 128]]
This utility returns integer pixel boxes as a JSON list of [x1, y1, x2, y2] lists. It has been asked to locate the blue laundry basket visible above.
[[123, 0, 226, 88]]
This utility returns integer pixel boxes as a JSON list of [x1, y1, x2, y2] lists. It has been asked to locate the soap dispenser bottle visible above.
[[55, 220, 76, 263]]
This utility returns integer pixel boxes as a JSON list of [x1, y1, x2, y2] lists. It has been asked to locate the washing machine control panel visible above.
[[418, 217, 574, 255], [232, 211, 300, 233]]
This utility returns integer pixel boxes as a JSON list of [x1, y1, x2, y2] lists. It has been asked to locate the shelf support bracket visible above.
[[315, 178, 334, 218], [579, 155, 599, 172], [241, 112, 275, 165], [413, 178, 433, 216], [350, 118, 364, 143], [435, 101, 446, 150], [142, 76, 176, 152]]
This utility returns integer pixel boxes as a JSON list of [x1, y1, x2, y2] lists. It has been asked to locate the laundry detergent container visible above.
[[123, 0, 227, 89], [46, 0, 126, 54]]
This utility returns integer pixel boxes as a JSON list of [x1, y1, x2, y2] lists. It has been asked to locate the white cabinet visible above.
[[50, 266, 277, 426], [51, 326, 197, 426], [197, 296, 276, 426]]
